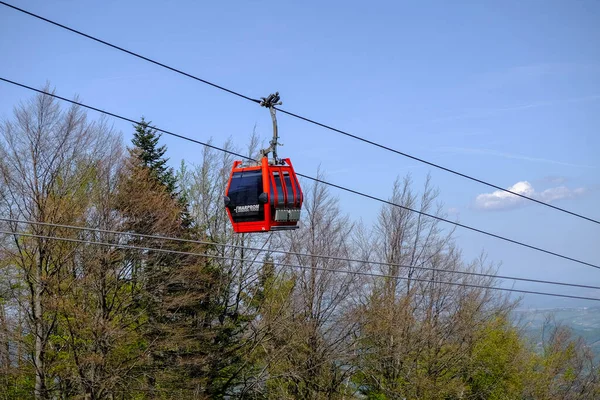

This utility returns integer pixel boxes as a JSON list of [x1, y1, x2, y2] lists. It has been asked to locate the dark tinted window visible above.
[[269, 176, 275, 205], [227, 171, 264, 222], [228, 171, 262, 205], [283, 171, 295, 207], [273, 171, 285, 206]]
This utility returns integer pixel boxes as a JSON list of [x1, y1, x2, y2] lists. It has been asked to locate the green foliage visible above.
[[467, 316, 526, 399], [0, 372, 35, 400]]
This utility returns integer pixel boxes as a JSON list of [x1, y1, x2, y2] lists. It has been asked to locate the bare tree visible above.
[[250, 173, 361, 399], [0, 86, 118, 399], [354, 173, 516, 398], [523, 317, 600, 399]]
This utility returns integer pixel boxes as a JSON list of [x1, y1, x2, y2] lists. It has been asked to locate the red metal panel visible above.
[[225, 157, 303, 233]]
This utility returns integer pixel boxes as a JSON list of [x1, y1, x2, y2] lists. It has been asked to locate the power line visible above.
[[1, 76, 598, 271], [3, 217, 600, 292], [1, 229, 598, 302], [0, 2, 260, 105], [277, 107, 600, 225], [1, 0, 597, 226]]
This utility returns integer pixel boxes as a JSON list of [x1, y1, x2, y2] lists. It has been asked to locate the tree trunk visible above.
[[34, 256, 46, 399]]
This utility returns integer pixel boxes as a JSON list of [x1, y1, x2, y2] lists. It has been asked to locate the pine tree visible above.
[[122, 119, 238, 396], [131, 117, 177, 195]]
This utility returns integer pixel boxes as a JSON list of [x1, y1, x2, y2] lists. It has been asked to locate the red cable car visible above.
[[224, 93, 303, 233]]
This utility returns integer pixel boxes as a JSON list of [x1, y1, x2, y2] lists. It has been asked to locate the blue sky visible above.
[[1, 0, 599, 307]]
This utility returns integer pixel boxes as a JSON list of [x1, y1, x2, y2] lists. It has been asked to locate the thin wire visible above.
[[294, 173, 600, 269], [1, 229, 599, 302], [276, 107, 600, 225], [3, 217, 599, 292], [1, 0, 597, 225], [0, 2, 260, 105], [1, 77, 598, 270]]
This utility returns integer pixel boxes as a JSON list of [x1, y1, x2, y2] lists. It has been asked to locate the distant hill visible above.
[[513, 307, 600, 355]]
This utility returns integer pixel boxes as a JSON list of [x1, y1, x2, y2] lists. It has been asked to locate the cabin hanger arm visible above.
[[259, 92, 283, 163]]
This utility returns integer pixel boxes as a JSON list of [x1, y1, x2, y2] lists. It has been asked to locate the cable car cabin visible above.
[[224, 157, 303, 233]]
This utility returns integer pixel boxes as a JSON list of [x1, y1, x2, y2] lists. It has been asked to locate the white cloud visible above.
[[475, 181, 586, 211], [437, 147, 594, 169]]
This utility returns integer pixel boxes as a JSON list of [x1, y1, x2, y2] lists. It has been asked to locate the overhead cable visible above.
[[2, 217, 599, 292], [0, 76, 597, 270], [1, 229, 599, 302], [1, 0, 597, 225], [0, 2, 259, 105]]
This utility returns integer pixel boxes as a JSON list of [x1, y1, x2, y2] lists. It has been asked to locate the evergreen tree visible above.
[[122, 120, 243, 396], [131, 117, 177, 195]]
